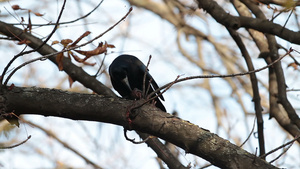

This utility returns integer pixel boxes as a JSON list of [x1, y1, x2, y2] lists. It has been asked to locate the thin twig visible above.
[[7, 0, 104, 27], [143, 55, 152, 98], [259, 135, 300, 159], [94, 53, 107, 77], [0, 45, 27, 85], [3, 7, 133, 86], [148, 48, 292, 101], [24, 119, 103, 169], [281, 9, 294, 34], [269, 141, 293, 164], [83, 7, 133, 49], [137, 75, 180, 110], [21, 0, 67, 55], [0, 135, 31, 149], [145, 79, 153, 100], [239, 117, 256, 147], [124, 128, 152, 144]]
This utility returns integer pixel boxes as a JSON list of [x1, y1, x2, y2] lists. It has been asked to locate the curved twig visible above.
[[0, 135, 31, 149], [124, 128, 152, 144]]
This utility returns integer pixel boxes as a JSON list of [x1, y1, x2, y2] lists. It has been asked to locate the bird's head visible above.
[[110, 66, 132, 91]]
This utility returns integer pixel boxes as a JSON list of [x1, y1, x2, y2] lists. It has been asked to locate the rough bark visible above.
[[0, 86, 278, 169]]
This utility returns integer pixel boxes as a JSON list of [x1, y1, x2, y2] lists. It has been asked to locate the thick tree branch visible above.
[[227, 28, 266, 157], [258, 0, 300, 6], [266, 34, 300, 128], [0, 86, 278, 169], [196, 0, 300, 44], [0, 20, 187, 169]]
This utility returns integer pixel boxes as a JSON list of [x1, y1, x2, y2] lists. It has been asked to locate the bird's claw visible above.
[[130, 88, 143, 100]]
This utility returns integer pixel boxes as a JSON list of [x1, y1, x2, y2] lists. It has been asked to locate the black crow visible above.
[[109, 54, 166, 112]]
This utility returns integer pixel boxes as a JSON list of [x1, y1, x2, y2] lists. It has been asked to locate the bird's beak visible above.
[[121, 76, 132, 91]]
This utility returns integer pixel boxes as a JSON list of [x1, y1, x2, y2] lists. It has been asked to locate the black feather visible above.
[[109, 54, 166, 112]]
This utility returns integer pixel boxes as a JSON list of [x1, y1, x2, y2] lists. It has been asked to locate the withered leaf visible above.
[[51, 40, 59, 45], [34, 12, 44, 16], [74, 42, 113, 59], [69, 51, 83, 62], [60, 39, 73, 47], [56, 52, 64, 71], [17, 39, 31, 45], [69, 51, 96, 66], [107, 44, 115, 48], [11, 5, 21, 10], [68, 76, 74, 88], [70, 31, 91, 47], [287, 62, 298, 70]]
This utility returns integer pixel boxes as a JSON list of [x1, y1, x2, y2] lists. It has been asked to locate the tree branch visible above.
[[23, 119, 103, 169], [227, 28, 266, 157], [0, 86, 278, 169], [196, 0, 300, 44]]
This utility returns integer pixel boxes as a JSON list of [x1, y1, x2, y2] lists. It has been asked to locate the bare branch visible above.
[[196, 0, 300, 44], [260, 135, 300, 160], [23, 119, 103, 169], [7, 0, 104, 26], [149, 49, 291, 101], [0, 135, 31, 149]]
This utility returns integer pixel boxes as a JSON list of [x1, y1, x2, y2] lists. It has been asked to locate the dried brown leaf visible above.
[[69, 51, 96, 66], [69, 51, 83, 62], [17, 39, 31, 45], [68, 76, 74, 88], [60, 39, 73, 47], [51, 40, 59, 45], [74, 42, 111, 59], [11, 5, 21, 10], [287, 62, 298, 70], [34, 12, 44, 16], [85, 62, 96, 66], [56, 52, 64, 71], [107, 44, 115, 48], [70, 31, 91, 47]]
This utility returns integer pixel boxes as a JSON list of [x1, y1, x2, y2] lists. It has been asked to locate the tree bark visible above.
[[0, 86, 278, 169]]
